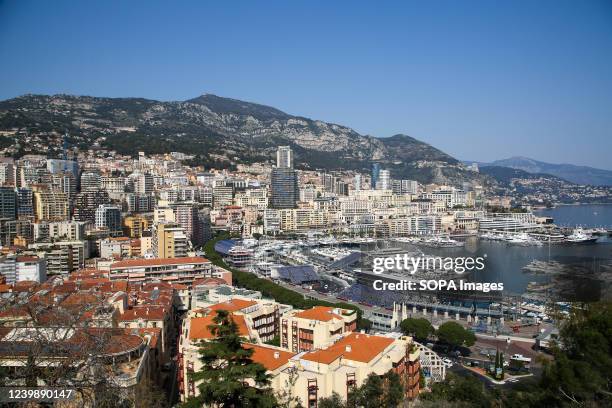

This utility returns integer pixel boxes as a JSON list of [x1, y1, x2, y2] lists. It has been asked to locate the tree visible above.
[[355, 373, 384, 408], [539, 301, 612, 406], [184, 310, 277, 408], [420, 373, 491, 408], [318, 392, 346, 408], [382, 371, 404, 408], [436, 322, 476, 349], [400, 318, 435, 341]]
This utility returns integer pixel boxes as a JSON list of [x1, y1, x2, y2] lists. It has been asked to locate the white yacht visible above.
[[566, 228, 598, 244], [506, 233, 543, 246]]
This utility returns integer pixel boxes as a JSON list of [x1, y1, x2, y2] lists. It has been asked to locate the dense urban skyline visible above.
[[1, 1, 611, 169]]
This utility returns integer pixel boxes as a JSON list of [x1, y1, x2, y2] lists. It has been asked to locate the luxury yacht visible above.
[[566, 228, 598, 244]]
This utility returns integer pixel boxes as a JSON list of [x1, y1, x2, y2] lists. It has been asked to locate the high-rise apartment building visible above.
[[95, 204, 122, 236], [135, 173, 154, 195], [80, 171, 102, 191], [276, 146, 293, 169], [270, 168, 298, 209], [123, 215, 149, 238], [154, 222, 190, 258], [371, 163, 381, 189], [0, 162, 15, 186], [16, 188, 33, 219], [73, 190, 111, 223], [33, 191, 69, 222], [377, 169, 391, 190], [271, 146, 298, 209], [0, 187, 16, 220], [354, 174, 362, 192]]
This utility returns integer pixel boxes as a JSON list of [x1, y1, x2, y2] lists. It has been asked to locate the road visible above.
[[277, 280, 539, 343]]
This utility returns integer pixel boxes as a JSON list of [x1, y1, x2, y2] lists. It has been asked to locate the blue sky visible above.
[[1, 0, 611, 169]]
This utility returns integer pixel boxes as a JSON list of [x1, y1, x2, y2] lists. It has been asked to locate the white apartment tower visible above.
[[377, 169, 391, 190], [276, 146, 293, 169]]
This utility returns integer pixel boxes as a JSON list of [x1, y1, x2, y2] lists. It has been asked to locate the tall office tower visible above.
[[33, 191, 70, 222], [354, 174, 362, 192], [16, 188, 34, 219], [0, 187, 16, 220], [135, 173, 154, 195], [73, 190, 111, 223], [95, 204, 122, 236], [377, 169, 391, 190], [0, 162, 15, 186], [371, 163, 381, 189], [154, 222, 189, 258], [270, 167, 299, 209], [80, 171, 102, 192], [276, 146, 293, 169]]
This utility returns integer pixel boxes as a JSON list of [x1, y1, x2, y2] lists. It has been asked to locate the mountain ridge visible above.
[[468, 156, 612, 186], [0, 93, 480, 185]]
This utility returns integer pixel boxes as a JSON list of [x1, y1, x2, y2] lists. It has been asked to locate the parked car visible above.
[[442, 358, 453, 367]]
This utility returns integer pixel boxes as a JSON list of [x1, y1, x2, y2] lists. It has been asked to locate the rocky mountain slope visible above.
[[487, 157, 612, 187], [0, 93, 482, 184]]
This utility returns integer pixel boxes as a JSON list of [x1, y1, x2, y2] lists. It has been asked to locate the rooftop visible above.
[[111, 256, 210, 269], [244, 343, 295, 371], [189, 312, 249, 340], [293, 306, 349, 322], [207, 298, 258, 312], [302, 333, 395, 364]]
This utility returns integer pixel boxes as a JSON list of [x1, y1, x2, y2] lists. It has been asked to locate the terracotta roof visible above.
[[111, 256, 210, 268], [293, 306, 345, 322], [244, 343, 295, 371], [12, 281, 39, 292], [61, 292, 103, 306], [118, 306, 167, 321], [192, 277, 226, 287], [302, 333, 395, 364], [189, 312, 249, 340], [0, 306, 31, 320], [207, 298, 257, 312]]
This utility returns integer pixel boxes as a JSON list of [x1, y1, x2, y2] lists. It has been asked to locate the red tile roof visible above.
[[192, 277, 226, 287], [189, 312, 249, 340], [111, 256, 210, 269], [118, 306, 168, 321], [294, 306, 345, 322], [207, 298, 257, 312], [302, 333, 395, 364], [244, 343, 295, 371]]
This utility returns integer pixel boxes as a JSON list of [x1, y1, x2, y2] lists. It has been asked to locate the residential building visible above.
[[280, 306, 358, 353], [270, 168, 298, 209], [108, 256, 228, 287]]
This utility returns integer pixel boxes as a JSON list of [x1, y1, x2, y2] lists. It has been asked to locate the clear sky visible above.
[[1, 0, 611, 169]]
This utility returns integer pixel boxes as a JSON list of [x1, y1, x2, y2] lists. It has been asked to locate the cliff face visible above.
[[0, 93, 483, 184]]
